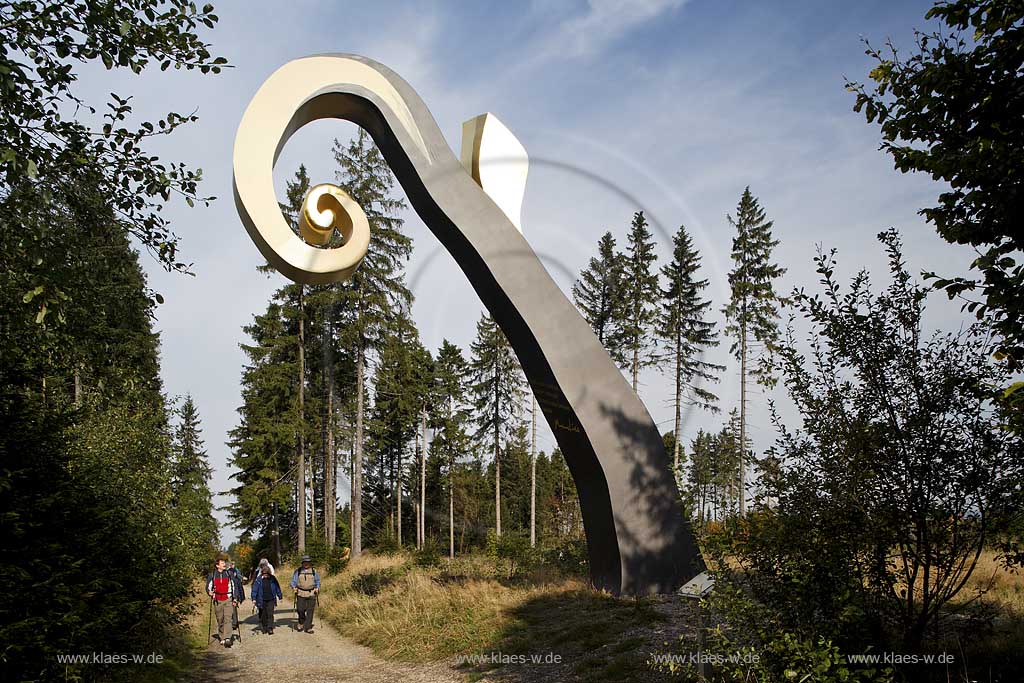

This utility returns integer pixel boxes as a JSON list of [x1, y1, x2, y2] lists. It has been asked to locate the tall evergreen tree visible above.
[[656, 224, 724, 469], [271, 165, 313, 553], [332, 129, 413, 558], [685, 429, 715, 528], [722, 187, 785, 515], [618, 211, 661, 391], [365, 313, 422, 546], [468, 314, 526, 537], [227, 301, 299, 562], [572, 231, 626, 364], [171, 395, 219, 573], [432, 339, 472, 557]]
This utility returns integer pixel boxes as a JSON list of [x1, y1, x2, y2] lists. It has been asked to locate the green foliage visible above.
[[847, 0, 1024, 368], [0, 0, 228, 294], [226, 299, 299, 541], [468, 313, 526, 535], [682, 422, 742, 528], [715, 231, 1024, 656], [298, 536, 350, 574], [413, 537, 443, 568], [171, 395, 219, 574], [486, 529, 538, 580], [0, 8, 226, 675], [540, 537, 589, 575], [662, 580, 894, 683], [0, 308, 199, 683], [618, 211, 661, 387], [722, 187, 786, 382], [573, 230, 627, 364], [656, 223, 723, 415], [350, 567, 402, 596]]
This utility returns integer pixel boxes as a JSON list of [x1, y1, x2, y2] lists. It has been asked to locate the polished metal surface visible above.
[[233, 53, 705, 594]]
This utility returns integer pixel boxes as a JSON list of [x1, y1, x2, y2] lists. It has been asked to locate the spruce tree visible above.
[[656, 224, 723, 470], [722, 187, 785, 516], [366, 312, 421, 547], [227, 301, 300, 561], [572, 231, 626, 364], [686, 429, 715, 528], [271, 165, 312, 553], [432, 339, 471, 557], [618, 211, 661, 391], [468, 314, 526, 537], [171, 395, 219, 573], [332, 129, 413, 558]]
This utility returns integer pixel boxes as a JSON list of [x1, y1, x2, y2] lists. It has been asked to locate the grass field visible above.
[[316, 552, 701, 682], [311, 548, 1024, 683]]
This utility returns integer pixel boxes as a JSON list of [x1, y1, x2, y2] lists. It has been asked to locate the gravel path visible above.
[[192, 601, 464, 683]]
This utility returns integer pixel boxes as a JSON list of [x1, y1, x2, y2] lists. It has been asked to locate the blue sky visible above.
[[76, 0, 972, 544]]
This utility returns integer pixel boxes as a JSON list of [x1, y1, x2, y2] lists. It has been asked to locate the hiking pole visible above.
[[206, 595, 213, 642]]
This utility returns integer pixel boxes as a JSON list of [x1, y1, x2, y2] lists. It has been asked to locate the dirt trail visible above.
[[192, 601, 464, 683]]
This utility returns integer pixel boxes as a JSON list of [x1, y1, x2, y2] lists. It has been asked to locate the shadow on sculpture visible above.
[[233, 53, 705, 595]]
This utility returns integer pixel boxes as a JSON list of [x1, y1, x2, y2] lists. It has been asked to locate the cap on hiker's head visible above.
[[301, 555, 312, 563], [216, 552, 229, 563]]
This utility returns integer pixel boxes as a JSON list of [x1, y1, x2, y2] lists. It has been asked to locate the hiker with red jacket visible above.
[[206, 552, 246, 647]]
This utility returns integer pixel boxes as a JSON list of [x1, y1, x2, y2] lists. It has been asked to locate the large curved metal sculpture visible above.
[[233, 54, 705, 595]]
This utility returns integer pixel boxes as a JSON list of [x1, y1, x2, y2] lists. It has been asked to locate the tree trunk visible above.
[[326, 355, 336, 548], [352, 344, 364, 558], [297, 284, 306, 554], [673, 340, 682, 472], [739, 321, 747, 517], [494, 400, 501, 538], [272, 501, 282, 567], [530, 393, 537, 548], [420, 408, 427, 547], [396, 430, 403, 548], [449, 477, 455, 560], [632, 342, 639, 392], [414, 426, 421, 549]]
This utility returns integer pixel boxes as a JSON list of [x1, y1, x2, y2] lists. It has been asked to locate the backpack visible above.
[[295, 568, 317, 597]]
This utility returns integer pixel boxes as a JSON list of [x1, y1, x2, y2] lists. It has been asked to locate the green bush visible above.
[[652, 580, 893, 683], [350, 568, 400, 597], [413, 538, 443, 568], [541, 537, 589, 575], [374, 528, 401, 555], [486, 529, 539, 580]]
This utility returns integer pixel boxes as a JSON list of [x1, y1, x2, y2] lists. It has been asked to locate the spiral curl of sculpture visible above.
[[298, 183, 369, 253]]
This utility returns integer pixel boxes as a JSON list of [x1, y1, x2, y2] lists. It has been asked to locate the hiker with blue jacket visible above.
[[289, 555, 320, 633], [250, 563, 283, 634]]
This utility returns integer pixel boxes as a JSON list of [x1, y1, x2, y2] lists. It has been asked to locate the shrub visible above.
[[350, 568, 400, 597], [652, 579, 894, 683], [540, 537, 589, 575], [486, 529, 539, 580], [413, 538, 443, 568]]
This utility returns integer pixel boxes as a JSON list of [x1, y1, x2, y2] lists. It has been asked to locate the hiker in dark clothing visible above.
[[226, 559, 246, 630], [289, 555, 320, 633], [206, 552, 245, 647], [250, 564, 283, 634]]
